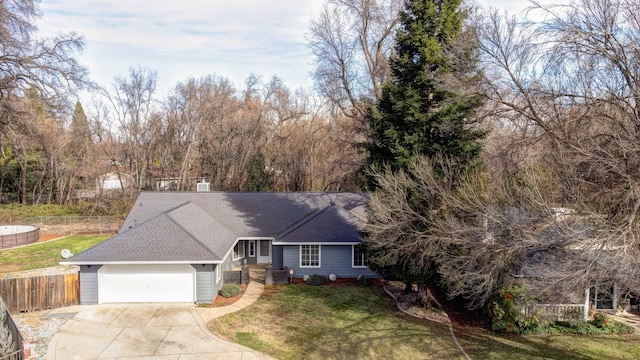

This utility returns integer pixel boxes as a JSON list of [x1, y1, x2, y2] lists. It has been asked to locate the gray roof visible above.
[[63, 192, 367, 264]]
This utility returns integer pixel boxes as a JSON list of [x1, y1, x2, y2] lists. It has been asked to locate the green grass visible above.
[[456, 323, 640, 359], [209, 285, 640, 360], [210, 285, 466, 360], [0, 235, 109, 272], [0, 204, 84, 222]]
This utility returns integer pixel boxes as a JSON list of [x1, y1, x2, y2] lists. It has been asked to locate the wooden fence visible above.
[[0, 274, 79, 313]]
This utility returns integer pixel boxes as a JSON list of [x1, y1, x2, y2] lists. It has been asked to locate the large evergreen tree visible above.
[[366, 0, 484, 172], [363, 0, 485, 297]]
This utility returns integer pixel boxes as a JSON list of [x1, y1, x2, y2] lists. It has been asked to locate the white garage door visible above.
[[98, 264, 195, 303]]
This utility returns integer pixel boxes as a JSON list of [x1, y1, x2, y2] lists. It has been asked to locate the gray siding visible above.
[[79, 265, 101, 305], [193, 264, 215, 303], [283, 245, 377, 278], [272, 245, 284, 269], [212, 245, 248, 293], [212, 265, 223, 296]]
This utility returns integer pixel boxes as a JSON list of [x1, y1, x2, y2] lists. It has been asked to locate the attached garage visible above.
[[98, 264, 195, 303]]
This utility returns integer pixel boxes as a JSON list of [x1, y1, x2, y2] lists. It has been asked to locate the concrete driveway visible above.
[[46, 303, 270, 360]]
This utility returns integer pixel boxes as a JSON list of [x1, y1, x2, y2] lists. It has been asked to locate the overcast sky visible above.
[[36, 0, 557, 97]]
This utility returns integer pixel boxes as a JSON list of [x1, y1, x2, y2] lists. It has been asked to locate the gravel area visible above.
[[13, 310, 68, 360], [3, 266, 77, 359]]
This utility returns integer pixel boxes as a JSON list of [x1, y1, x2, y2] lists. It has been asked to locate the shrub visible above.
[[546, 313, 634, 335], [0, 297, 17, 357], [219, 284, 243, 298], [591, 312, 608, 328], [305, 274, 326, 286], [356, 275, 370, 287], [488, 286, 540, 333]]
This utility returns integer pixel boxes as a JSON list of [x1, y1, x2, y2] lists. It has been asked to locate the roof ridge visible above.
[[276, 205, 333, 240], [119, 201, 193, 234], [165, 211, 221, 259]]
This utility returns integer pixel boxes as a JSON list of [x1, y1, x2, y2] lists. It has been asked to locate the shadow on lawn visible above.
[[453, 323, 640, 360]]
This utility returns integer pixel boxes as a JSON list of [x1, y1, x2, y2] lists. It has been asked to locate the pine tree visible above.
[[363, 0, 486, 295], [70, 101, 91, 140], [69, 101, 92, 153], [245, 153, 273, 192], [366, 0, 484, 172]]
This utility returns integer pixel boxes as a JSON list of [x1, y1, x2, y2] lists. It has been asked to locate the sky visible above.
[[35, 0, 557, 97]]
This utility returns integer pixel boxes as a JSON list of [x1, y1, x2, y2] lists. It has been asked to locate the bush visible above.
[[488, 286, 540, 333], [546, 313, 634, 335], [356, 275, 370, 287], [0, 297, 17, 357], [305, 274, 326, 286], [219, 284, 243, 298]]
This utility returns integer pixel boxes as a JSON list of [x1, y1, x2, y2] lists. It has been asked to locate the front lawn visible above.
[[210, 285, 466, 360], [209, 284, 640, 360], [0, 235, 109, 273]]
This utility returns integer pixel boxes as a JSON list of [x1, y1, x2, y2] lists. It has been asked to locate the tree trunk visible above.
[[404, 282, 412, 294], [417, 284, 427, 306]]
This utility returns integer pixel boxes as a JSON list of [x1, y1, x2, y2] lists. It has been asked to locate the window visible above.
[[352, 245, 368, 268], [300, 244, 320, 268], [248, 240, 256, 257], [216, 265, 221, 282], [233, 241, 245, 260]]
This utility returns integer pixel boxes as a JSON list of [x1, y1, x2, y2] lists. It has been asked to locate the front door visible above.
[[257, 240, 272, 264]]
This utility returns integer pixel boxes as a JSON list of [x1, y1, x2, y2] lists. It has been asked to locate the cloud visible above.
[[36, 0, 325, 94]]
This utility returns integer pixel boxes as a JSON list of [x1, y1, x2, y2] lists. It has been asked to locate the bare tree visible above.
[[102, 67, 159, 198], [162, 75, 238, 190], [0, 0, 88, 126], [308, 0, 401, 121], [364, 0, 640, 310]]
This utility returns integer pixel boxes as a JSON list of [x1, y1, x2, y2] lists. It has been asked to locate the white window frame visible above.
[[300, 244, 321, 268], [233, 240, 245, 260], [216, 264, 221, 283], [248, 240, 256, 257], [352, 245, 368, 268]]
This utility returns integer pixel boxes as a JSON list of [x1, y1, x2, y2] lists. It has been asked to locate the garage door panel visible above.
[[99, 264, 195, 303]]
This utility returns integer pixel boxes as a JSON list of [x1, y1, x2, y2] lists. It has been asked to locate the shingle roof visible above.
[[63, 192, 367, 264], [275, 206, 362, 244]]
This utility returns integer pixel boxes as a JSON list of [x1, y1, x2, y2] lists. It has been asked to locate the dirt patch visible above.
[[0, 264, 21, 273], [384, 281, 450, 324], [37, 234, 63, 242], [207, 285, 248, 307]]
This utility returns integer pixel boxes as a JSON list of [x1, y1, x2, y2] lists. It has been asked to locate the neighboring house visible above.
[[145, 167, 181, 191], [61, 192, 376, 304], [98, 171, 131, 191], [511, 209, 638, 319]]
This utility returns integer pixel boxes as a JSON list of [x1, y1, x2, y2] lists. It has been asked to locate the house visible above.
[[511, 209, 638, 319], [61, 192, 376, 304], [98, 171, 131, 191]]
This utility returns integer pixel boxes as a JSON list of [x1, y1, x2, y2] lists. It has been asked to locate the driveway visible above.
[[46, 303, 271, 359]]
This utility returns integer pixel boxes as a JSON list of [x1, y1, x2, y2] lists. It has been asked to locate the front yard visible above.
[[209, 284, 640, 360]]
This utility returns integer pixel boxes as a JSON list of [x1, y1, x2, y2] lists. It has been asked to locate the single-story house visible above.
[[61, 191, 376, 304], [98, 171, 131, 191]]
